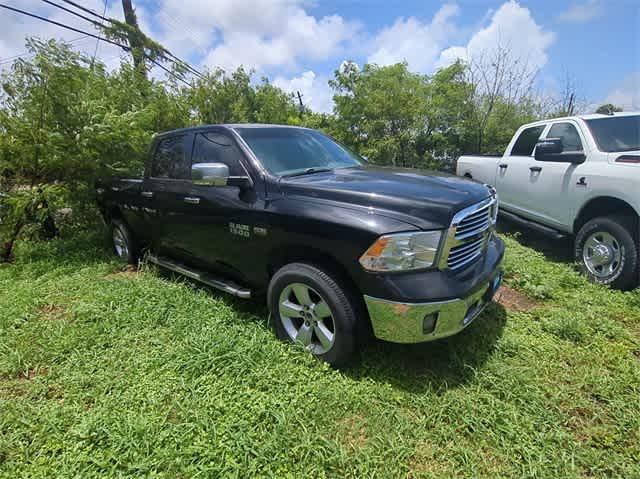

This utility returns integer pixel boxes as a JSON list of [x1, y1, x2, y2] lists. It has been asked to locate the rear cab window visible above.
[[150, 134, 190, 180], [510, 125, 545, 156]]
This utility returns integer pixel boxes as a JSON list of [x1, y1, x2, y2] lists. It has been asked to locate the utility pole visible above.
[[296, 91, 305, 119], [567, 93, 575, 116], [121, 0, 146, 78]]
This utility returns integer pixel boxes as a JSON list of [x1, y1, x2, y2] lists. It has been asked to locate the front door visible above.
[[524, 121, 589, 230]]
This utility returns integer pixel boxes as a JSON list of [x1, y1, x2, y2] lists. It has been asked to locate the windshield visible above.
[[235, 127, 362, 176], [585, 115, 640, 152]]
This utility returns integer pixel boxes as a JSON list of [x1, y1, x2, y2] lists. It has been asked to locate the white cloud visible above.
[[152, 0, 359, 73], [273, 70, 334, 113], [605, 72, 640, 110], [367, 3, 460, 72], [558, 0, 603, 23], [436, 1, 555, 72]]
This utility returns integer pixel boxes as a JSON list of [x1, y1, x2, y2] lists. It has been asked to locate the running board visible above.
[[499, 210, 567, 240], [146, 255, 252, 299]]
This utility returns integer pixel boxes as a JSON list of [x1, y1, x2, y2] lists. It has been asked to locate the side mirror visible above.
[[535, 138, 585, 164], [535, 138, 563, 156], [191, 163, 229, 186]]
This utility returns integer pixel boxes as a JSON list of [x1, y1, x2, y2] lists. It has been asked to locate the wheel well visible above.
[[574, 197, 639, 235], [268, 246, 356, 289], [463, 172, 473, 179], [104, 206, 123, 224]]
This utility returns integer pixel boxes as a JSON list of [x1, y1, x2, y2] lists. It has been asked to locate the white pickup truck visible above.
[[457, 112, 639, 290]]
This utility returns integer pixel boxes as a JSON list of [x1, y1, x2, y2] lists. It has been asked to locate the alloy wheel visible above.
[[278, 282, 336, 354], [112, 226, 129, 260]]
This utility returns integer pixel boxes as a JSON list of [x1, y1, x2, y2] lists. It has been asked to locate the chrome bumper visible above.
[[364, 269, 503, 343]]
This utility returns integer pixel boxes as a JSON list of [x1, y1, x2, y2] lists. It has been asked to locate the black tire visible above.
[[267, 262, 360, 367], [575, 216, 638, 290], [110, 219, 138, 265]]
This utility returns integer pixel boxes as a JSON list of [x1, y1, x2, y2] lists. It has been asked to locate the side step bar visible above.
[[147, 255, 252, 299], [499, 210, 567, 240]]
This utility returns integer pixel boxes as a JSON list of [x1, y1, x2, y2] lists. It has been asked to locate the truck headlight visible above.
[[359, 231, 443, 272]]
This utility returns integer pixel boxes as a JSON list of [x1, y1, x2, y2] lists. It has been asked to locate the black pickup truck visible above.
[[96, 124, 504, 366]]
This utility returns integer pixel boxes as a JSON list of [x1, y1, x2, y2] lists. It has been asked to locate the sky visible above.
[[0, 0, 638, 113]]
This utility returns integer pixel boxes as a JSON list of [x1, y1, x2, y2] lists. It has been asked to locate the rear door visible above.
[[495, 124, 546, 219], [142, 133, 194, 257]]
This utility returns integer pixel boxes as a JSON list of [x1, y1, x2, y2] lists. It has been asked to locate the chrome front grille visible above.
[[448, 235, 485, 269], [439, 195, 497, 271], [455, 201, 492, 240]]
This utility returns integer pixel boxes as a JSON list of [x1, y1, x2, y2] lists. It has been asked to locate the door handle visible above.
[[529, 166, 542, 172], [141, 191, 154, 198], [183, 196, 200, 205], [499, 164, 508, 170]]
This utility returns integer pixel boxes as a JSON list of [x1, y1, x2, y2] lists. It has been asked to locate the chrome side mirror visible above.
[[191, 163, 229, 186]]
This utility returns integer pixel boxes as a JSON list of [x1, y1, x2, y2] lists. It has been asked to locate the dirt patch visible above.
[[103, 265, 139, 279], [494, 285, 539, 312], [336, 414, 368, 450], [407, 440, 452, 477], [38, 304, 68, 320]]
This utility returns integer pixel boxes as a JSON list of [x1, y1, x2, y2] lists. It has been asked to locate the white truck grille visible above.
[[440, 195, 497, 271]]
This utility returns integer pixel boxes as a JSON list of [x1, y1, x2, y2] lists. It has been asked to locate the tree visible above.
[[331, 62, 430, 166], [595, 103, 623, 115], [0, 38, 188, 259], [183, 68, 299, 125], [464, 40, 539, 153]]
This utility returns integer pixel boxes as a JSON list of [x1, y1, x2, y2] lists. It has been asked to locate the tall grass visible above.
[[1, 231, 638, 477]]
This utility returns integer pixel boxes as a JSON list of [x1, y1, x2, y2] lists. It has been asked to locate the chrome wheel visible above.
[[112, 226, 129, 260], [583, 231, 622, 278], [278, 283, 336, 354]]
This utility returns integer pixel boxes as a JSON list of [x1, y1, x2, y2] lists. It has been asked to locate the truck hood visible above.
[[277, 166, 491, 230]]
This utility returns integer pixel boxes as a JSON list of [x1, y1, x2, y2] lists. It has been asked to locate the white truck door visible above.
[[526, 121, 589, 231], [495, 124, 546, 219]]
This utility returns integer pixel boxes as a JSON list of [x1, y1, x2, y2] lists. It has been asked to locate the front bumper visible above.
[[363, 246, 504, 344]]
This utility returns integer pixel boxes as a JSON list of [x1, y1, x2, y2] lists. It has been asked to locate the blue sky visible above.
[[1, 0, 638, 112]]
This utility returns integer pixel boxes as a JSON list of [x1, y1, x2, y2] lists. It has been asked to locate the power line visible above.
[[59, 0, 109, 22], [0, 3, 194, 87], [0, 35, 89, 65], [46, 0, 203, 79], [39, 0, 104, 28], [0, 3, 129, 51], [92, 0, 109, 64]]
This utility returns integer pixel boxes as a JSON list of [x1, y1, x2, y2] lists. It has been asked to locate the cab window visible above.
[[150, 135, 189, 179], [547, 122, 583, 152], [510, 125, 545, 156]]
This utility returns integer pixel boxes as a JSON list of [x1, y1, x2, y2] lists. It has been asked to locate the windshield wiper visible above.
[[281, 167, 333, 178]]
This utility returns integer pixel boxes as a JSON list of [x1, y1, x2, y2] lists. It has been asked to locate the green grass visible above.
[[1, 230, 639, 478]]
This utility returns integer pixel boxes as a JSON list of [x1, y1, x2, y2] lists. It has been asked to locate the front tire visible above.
[[575, 216, 638, 290], [267, 263, 359, 367], [110, 219, 138, 265]]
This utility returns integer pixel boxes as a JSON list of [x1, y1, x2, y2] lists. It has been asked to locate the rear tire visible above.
[[267, 262, 359, 367], [110, 219, 138, 265], [575, 216, 638, 290]]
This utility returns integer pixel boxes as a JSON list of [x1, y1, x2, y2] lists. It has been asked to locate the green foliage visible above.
[[595, 103, 623, 115], [331, 62, 431, 167], [330, 60, 539, 169], [184, 68, 300, 125], [0, 231, 638, 477]]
